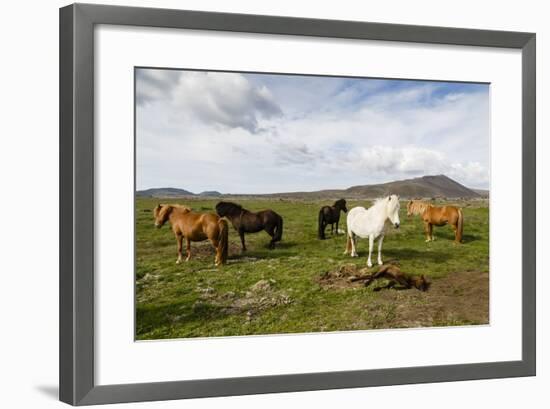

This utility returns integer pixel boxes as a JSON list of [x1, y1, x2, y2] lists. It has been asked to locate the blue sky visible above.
[[136, 68, 490, 193]]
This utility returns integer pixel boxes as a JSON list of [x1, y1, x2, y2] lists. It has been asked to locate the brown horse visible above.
[[318, 198, 347, 240], [215, 201, 283, 251], [153, 204, 228, 265], [407, 200, 463, 243]]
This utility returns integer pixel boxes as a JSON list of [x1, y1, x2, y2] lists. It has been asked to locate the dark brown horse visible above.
[[154, 204, 228, 266], [318, 198, 347, 239], [351, 264, 430, 292], [215, 201, 283, 251]]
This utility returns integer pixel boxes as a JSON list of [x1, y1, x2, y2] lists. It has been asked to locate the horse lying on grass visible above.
[[215, 201, 283, 251], [318, 198, 347, 240], [407, 200, 463, 243], [344, 195, 401, 268], [153, 204, 228, 266], [351, 264, 430, 292]]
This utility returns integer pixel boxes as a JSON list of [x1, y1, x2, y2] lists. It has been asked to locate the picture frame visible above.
[[59, 3, 536, 406]]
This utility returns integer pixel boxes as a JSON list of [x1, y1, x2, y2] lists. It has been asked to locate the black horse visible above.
[[318, 199, 347, 240], [215, 201, 283, 251]]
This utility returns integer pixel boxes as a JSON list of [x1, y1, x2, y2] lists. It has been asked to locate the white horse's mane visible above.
[[372, 195, 399, 210]]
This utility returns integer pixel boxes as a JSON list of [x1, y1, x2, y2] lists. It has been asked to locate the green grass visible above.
[[136, 197, 489, 340]]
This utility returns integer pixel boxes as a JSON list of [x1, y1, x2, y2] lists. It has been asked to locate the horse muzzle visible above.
[[394, 223, 400, 229]]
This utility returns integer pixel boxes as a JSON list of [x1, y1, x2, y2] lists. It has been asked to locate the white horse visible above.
[[344, 195, 401, 268]]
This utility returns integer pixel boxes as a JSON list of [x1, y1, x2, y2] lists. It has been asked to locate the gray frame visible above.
[[59, 3, 536, 406]]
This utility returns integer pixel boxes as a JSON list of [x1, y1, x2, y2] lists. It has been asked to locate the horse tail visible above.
[[217, 218, 229, 264], [318, 209, 326, 240], [456, 208, 464, 243], [273, 214, 283, 243], [345, 235, 352, 255]]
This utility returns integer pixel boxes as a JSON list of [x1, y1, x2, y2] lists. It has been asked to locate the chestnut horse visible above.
[[215, 201, 283, 251], [318, 198, 348, 240], [407, 200, 463, 243], [153, 204, 228, 265]]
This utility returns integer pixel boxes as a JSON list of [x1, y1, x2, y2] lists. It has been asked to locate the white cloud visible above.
[[353, 146, 445, 174], [136, 71, 490, 193], [171, 72, 282, 133]]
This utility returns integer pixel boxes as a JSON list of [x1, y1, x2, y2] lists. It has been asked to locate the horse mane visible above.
[[156, 203, 191, 213], [372, 197, 387, 208], [170, 204, 192, 212], [372, 195, 396, 207], [215, 201, 243, 217], [408, 200, 430, 215]]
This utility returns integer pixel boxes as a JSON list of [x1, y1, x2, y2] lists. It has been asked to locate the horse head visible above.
[[414, 274, 431, 291], [386, 195, 400, 228], [153, 204, 172, 228], [335, 198, 348, 213]]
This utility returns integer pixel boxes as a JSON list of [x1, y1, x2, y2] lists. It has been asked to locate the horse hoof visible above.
[[367, 263, 373, 268], [176, 260, 181, 264], [378, 261, 383, 266]]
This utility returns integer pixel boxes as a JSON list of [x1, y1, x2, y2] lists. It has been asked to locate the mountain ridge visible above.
[[136, 175, 484, 199]]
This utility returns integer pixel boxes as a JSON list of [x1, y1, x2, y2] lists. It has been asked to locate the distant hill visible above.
[[344, 175, 481, 199], [136, 187, 195, 198], [198, 191, 222, 197], [136, 175, 484, 200], [472, 189, 489, 198], [260, 175, 482, 200]]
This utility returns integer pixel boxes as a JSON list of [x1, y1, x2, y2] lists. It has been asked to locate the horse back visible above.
[[424, 205, 460, 225], [258, 209, 282, 228], [321, 205, 339, 223], [174, 211, 219, 241]]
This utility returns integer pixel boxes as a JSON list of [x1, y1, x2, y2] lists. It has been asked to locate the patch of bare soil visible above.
[[187, 241, 242, 259], [195, 279, 292, 321], [318, 265, 489, 327]]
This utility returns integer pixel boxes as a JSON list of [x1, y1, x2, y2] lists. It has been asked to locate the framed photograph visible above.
[[59, 3, 536, 406]]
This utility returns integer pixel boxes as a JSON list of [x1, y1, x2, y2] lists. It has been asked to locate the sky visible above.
[[136, 68, 490, 193]]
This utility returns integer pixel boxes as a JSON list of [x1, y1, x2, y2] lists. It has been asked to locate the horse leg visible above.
[[210, 237, 220, 265], [350, 233, 359, 258], [331, 223, 334, 235], [265, 224, 276, 249], [377, 234, 384, 266], [176, 234, 184, 264], [424, 222, 431, 242], [335, 221, 339, 235], [430, 224, 435, 241], [239, 229, 247, 252], [185, 238, 191, 262], [367, 235, 374, 268], [451, 222, 459, 243]]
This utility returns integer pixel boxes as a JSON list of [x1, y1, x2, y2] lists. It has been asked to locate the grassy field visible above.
[[136, 197, 489, 340]]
